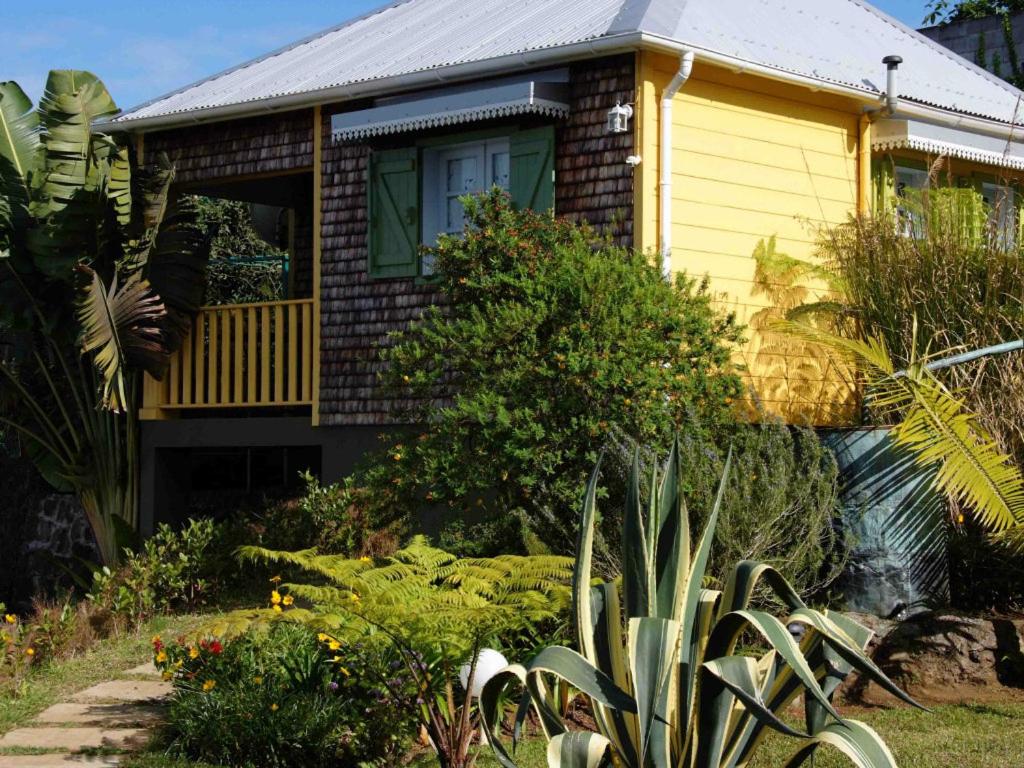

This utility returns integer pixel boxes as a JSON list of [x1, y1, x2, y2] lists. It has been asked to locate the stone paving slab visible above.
[[32, 702, 163, 727], [69, 681, 170, 704], [122, 662, 160, 679], [0, 727, 149, 752], [0, 756, 120, 768]]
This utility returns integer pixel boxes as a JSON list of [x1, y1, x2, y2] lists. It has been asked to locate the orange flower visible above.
[[25, 647, 35, 657], [202, 679, 216, 692]]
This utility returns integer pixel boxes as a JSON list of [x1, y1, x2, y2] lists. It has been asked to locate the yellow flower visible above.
[[392, 453, 402, 462], [282, 595, 294, 606], [155, 651, 168, 664], [3, 615, 15, 625], [273, 605, 283, 613], [328, 640, 341, 651], [175, 660, 184, 669], [270, 591, 282, 605], [957, 513, 965, 524], [162, 672, 173, 682], [188, 646, 200, 660], [202, 679, 216, 692], [25, 647, 35, 656], [253, 676, 264, 685], [338, 666, 350, 677], [359, 556, 372, 564], [317, 633, 330, 642], [270, 703, 279, 712], [151, 634, 161, 644]]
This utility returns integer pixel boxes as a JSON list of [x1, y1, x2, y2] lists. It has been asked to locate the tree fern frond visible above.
[[782, 321, 1024, 535]]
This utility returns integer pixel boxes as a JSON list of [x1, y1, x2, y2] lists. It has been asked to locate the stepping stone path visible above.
[[0, 659, 170, 767]]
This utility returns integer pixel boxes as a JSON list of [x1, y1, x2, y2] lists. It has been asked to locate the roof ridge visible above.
[[115, 0, 418, 121], [846, 0, 1024, 121]]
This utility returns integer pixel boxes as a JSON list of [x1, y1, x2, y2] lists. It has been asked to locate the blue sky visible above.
[[3, 0, 933, 112]]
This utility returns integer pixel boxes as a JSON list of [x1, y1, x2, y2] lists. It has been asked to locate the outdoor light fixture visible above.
[[459, 648, 508, 698], [607, 102, 633, 133]]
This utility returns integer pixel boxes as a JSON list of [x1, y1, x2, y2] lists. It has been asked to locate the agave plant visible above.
[[481, 441, 922, 768], [0, 71, 211, 563]]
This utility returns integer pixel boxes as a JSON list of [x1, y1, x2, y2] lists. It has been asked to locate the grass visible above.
[[403, 703, 1024, 768], [0, 613, 211, 736]]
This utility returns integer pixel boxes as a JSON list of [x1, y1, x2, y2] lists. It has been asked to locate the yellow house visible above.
[[106, 0, 1024, 528]]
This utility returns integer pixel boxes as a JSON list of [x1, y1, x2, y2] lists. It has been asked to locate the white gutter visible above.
[[105, 29, 1024, 148], [660, 50, 694, 279]]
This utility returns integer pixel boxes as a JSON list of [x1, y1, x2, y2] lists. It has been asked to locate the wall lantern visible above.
[[607, 102, 633, 134]]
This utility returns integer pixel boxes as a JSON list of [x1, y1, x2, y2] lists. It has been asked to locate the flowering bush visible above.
[[154, 620, 416, 767], [1, 599, 98, 696]]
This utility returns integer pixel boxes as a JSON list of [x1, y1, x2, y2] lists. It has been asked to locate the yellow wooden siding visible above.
[[637, 52, 863, 425]]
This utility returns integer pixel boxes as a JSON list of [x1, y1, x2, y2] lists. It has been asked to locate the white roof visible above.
[[114, 0, 1024, 128]]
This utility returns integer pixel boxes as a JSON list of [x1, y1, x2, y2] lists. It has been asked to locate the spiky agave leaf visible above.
[[483, 442, 914, 768], [782, 320, 1024, 536]]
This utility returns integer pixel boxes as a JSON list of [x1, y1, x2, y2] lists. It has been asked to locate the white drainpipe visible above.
[[660, 50, 695, 279]]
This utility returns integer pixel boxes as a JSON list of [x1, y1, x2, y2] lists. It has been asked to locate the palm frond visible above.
[[782, 320, 1024, 534], [77, 267, 165, 412]]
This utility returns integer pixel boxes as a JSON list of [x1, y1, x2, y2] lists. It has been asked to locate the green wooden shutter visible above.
[[368, 147, 420, 278], [510, 126, 555, 212]]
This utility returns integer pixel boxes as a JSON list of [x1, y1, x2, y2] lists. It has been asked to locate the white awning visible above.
[[872, 118, 1024, 171], [331, 79, 570, 141]]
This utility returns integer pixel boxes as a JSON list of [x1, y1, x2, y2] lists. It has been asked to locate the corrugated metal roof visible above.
[[114, 0, 1024, 127], [673, 0, 1024, 125]]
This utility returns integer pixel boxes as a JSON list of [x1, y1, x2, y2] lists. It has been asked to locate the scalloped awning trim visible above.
[[872, 119, 1024, 171], [332, 79, 570, 142]]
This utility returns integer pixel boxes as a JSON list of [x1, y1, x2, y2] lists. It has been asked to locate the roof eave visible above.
[[102, 31, 648, 133], [103, 28, 1024, 145]]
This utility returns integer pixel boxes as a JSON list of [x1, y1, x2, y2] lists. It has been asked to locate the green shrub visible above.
[[88, 519, 220, 628], [674, 418, 845, 598], [359, 191, 744, 560], [155, 624, 415, 767]]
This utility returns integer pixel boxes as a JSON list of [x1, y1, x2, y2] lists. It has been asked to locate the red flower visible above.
[[152, 639, 164, 652], [199, 639, 209, 651], [209, 640, 224, 656]]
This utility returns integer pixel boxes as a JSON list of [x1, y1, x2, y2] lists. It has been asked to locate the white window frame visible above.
[[421, 136, 511, 275]]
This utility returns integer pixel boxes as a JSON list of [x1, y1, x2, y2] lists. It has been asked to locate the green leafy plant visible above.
[[357, 191, 744, 561], [757, 187, 1024, 547], [481, 441, 921, 767], [87, 518, 221, 629], [204, 537, 573, 768], [153, 624, 407, 768], [0, 72, 212, 564]]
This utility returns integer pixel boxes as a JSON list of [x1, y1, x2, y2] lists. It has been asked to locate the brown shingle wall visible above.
[[318, 54, 635, 426], [556, 54, 635, 246], [146, 109, 314, 184]]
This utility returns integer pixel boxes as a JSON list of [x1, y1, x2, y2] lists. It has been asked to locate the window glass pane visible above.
[[446, 196, 465, 233], [447, 156, 479, 194], [895, 166, 929, 238], [491, 151, 510, 190], [982, 182, 1016, 246]]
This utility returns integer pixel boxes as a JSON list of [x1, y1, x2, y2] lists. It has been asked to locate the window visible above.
[[420, 138, 511, 275], [895, 164, 929, 238], [980, 180, 1017, 247], [367, 126, 554, 279]]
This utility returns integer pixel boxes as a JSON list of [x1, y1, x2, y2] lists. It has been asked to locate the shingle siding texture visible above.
[[318, 54, 635, 426], [556, 54, 635, 245], [146, 109, 314, 184]]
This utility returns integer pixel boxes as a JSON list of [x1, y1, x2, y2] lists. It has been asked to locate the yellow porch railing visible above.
[[141, 298, 315, 418]]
